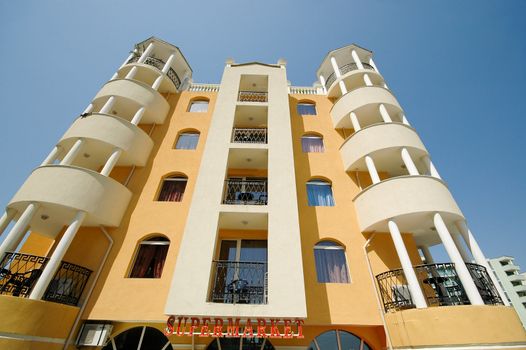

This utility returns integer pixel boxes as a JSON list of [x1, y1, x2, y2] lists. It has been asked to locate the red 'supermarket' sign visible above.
[[165, 316, 304, 339]]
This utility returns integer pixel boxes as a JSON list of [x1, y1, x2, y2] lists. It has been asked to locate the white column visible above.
[[363, 73, 373, 86], [434, 213, 484, 305], [420, 246, 434, 264], [82, 104, 94, 115], [401, 148, 419, 176], [100, 148, 123, 176], [0, 203, 38, 259], [0, 209, 16, 237], [369, 57, 380, 74], [125, 66, 138, 80], [131, 107, 146, 125], [351, 50, 365, 70], [152, 75, 163, 91], [388, 220, 427, 308], [162, 53, 176, 74], [422, 154, 442, 179], [455, 220, 510, 305], [60, 139, 83, 166], [350, 112, 361, 132], [401, 113, 411, 126], [121, 52, 136, 68], [319, 75, 327, 93], [30, 211, 86, 300], [338, 80, 348, 95], [99, 96, 116, 114], [379, 104, 392, 123], [41, 145, 61, 166], [365, 155, 381, 184], [330, 56, 341, 78], [137, 42, 155, 64]]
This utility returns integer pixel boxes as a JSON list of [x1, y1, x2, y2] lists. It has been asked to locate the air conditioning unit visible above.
[[76, 323, 113, 346]]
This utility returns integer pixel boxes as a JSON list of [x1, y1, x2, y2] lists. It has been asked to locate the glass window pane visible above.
[[176, 133, 199, 149], [130, 242, 169, 278], [315, 330, 338, 350], [219, 241, 237, 261], [314, 243, 350, 283], [302, 136, 324, 153], [158, 178, 187, 202], [339, 330, 362, 350], [297, 103, 316, 115], [189, 101, 209, 112], [240, 240, 267, 262], [307, 182, 335, 206]]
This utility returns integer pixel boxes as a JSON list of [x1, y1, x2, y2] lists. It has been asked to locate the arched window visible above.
[[207, 337, 275, 350], [130, 236, 169, 278], [188, 98, 209, 112], [306, 179, 334, 206], [302, 134, 324, 153], [314, 241, 350, 283], [157, 175, 187, 202], [102, 326, 171, 350], [297, 101, 316, 115], [175, 131, 200, 150], [309, 330, 371, 350]]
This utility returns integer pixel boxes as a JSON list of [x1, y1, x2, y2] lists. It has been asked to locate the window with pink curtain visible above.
[[314, 241, 350, 283], [157, 177, 187, 202], [130, 237, 170, 278], [301, 135, 324, 153]]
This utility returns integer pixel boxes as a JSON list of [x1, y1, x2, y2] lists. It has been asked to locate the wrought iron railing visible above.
[[0, 252, 92, 306], [43, 261, 92, 306], [0, 252, 49, 297], [325, 62, 375, 89], [376, 262, 503, 312], [127, 56, 181, 89], [238, 91, 268, 103], [209, 261, 268, 304], [231, 128, 267, 144], [222, 179, 268, 205]]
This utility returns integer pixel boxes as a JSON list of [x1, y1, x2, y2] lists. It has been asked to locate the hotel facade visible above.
[[0, 37, 525, 350]]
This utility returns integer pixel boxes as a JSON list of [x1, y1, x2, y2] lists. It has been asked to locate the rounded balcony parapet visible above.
[[122, 56, 181, 90], [327, 67, 384, 98]]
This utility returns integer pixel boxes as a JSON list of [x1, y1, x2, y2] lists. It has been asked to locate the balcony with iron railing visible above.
[[127, 56, 181, 90], [209, 260, 268, 305], [376, 262, 503, 312], [325, 62, 375, 89], [238, 91, 268, 103], [231, 128, 268, 144], [0, 252, 92, 307], [222, 179, 268, 205]]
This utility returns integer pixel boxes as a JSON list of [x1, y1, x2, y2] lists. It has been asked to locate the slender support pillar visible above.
[[162, 53, 176, 74], [450, 231, 471, 262], [363, 73, 373, 87], [125, 66, 138, 80], [388, 221, 428, 308], [330, 56, 341, 78], [379, 104, 392, 123], [319, 75, 327, 93], [401, 148, 419, 176], [152, 75, 163, 91], [137, 42, 155, 64], [82, 104, 94, 115], [338, 80, 348, 95], [99, 96, 116, 115], [0, 203, 38, 259], [350, 112, 361, 132], [30, 211, 86, 300], [0, 209, 17, 237], [60, 139, 83, 166], [41, 145, 61, 166], [131, 107, 146, 125], [121, 52, 136, 68], [434, 213, 484, 305], [422, 154, 442, 179], [456, 220, 510, 305], [365, 155, 381, 184], [351, 50, 364, 70], [420, 246, 434, 264], [369, 57, 380, 74], [401, 113, 411, 126], [100, 148, 123, 176]]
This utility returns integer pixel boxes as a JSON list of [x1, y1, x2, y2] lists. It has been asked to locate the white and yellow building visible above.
[[0, 37, 525, 350]]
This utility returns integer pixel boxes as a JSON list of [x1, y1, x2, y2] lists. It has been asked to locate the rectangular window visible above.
[[158, 178, 187, 202], [297, 103, 316, 115], [189, 101, 209, 112], [175, 133, 199, 149], [301, 136, 324, 153], [307, 181, 335, 206]]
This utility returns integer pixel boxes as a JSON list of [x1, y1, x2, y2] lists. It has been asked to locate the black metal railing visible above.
[[325, 62, 375, 89], [222, 179, 268, 205], [232, 128, 267, 144], [0, 252, 49, 297], [0, 252, 92, 306], [43, 261, 92, 306], [209, 261, 267, 304], [238, 91, 268, 103], [127, 56, 181, 89], [376, 262, 503, 312]]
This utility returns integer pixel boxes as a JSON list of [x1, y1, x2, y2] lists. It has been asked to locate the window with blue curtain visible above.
[[314, 241, 350, 283], [175, 132, 199, 150], [306, 180, 335, 206], [297, 102, 316, 115], [188, 100, 209, 112], [301, 135, 324, 153]]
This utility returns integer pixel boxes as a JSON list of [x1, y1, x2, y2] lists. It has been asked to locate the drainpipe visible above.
[[63, 226, 114, 350], [363, 233, 393, 350]]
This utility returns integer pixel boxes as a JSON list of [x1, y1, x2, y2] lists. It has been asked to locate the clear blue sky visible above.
[[1, 1, 525, 267]]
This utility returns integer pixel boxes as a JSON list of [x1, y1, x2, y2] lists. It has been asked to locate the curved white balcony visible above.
[[327, 68, 384, 99], [118, 59, 179, 93], [93, 79, 169, 124], [8, 165, 132, 237], [353, 176, 464, 234], [340, 123, 427, 171], [331, 86, 401, 129], [60, 114, 153, 167]]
